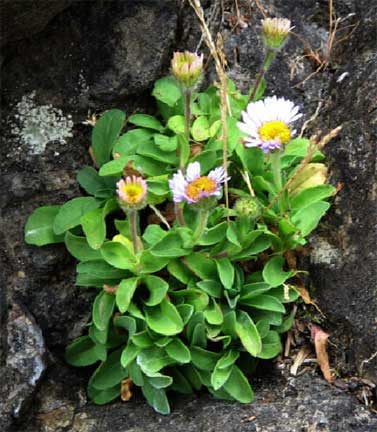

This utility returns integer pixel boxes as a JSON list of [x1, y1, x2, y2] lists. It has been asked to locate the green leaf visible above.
[[101, 241, 136, 270], [150, 231, 189, 258], [141, 275, 169, 306], [76, 260, 129, 279], [77, 166, 109, 196], [240, 282, 272, 300], [153, 134, 178, 152], [183, 253, 217, 280], [223, 365, 254, 403], [25, 205, 64, 246], [128, 114, 164, 132], [211, 363, 233, 391], [203, 298, 223, 325], [198, 222, 228, 246], [165, 339, 191, 363], [142, 224, 167, 247], [113, 129, 153, 157], [291, 201, 330, 236], [116, 277, 139, 313], [152, 76, 182, 107], [167, 259, 193, 284], [147, 372, 173, 389], [217, 349, 240, 369], [120, 341, 140, 368], [191, 116, 210, 141], [235, 310, 262, 356], [98, 156, 129, 177], [196, 280, 223, 298], [167, 115, 185, 134], [215, 257, 235, 289], [92, 109, 125, 167], [190, 347, 221, 371], [258, 330, 282, 359], [80, 208, 106, 250], [262, 256, 294, 287], [65, 232, 102, 261], [88, 382, 120, 405], [137, 347, 174, 375], [53, 197, 100, 235], [290, 185, 335, 210], [91, 348, 128, 390], [170, 368, 193, 394], [113, 315, 137, 338], [139, 251, 169, 273], [93, 291, 115, 331], [144, 299, 184, 336], [241, 294, 286, 313], [236, 145, 264, 176], [176, 304, 194, 325], [137, 139, 178, 164], [142, 380, 170, 415], [65, 336, 102, 367], [128, 360, 144, 386]]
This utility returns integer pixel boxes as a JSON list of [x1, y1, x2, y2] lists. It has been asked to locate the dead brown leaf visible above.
[[311, 324, 334, 383], [290, 346, 311, 376], [121, 378, 133, 402]]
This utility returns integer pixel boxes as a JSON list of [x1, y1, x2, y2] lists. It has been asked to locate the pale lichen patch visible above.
[[11, 91, 74, 154]]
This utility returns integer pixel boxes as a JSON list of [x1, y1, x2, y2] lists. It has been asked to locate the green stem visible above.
[[248, 49, 276, 102], [184, 89, 191, 145], [129, 210, 143, 254], [192, 210, 209, 243], [175, 203, 186, 226], [270, 151, 282, 191]]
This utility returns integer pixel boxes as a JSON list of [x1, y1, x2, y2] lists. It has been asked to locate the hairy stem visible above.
[[129, 210, 143, 254], [192, 210, 209, 243], [270, 151, 283, 191], [175, 203, 186, 226], [248, 49, 276, 102]]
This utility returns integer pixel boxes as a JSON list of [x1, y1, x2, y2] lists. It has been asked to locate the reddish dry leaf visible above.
[[311, 324, 334, 383], [103, 284, 118, 295], [121, 378, 133, 402], [123, 161, 143, 178]]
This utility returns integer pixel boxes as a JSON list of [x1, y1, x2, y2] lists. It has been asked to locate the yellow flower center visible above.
[[121, 183, 144, 204], [259, 120, 291, 144], [186, 176, 217, 202]]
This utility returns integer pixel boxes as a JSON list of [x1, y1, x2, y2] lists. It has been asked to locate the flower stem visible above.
[[128, 210, 143, 254], [184, 89, 191, 145], [192, 210, 209, 243], [248, 49, 276, 103], [175, 203, 186, 226], [270, 151, 283, 191]]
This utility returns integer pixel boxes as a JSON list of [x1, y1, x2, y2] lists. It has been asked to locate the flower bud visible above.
[[116, 175, 148, 211], [261, 18, 292, 51], [289, 163, 328, 196], [171, 51, 204, 88], [234, 197, 261, 219]]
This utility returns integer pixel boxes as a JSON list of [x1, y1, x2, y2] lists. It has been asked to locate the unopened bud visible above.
[[234, 197, 261, 219], [116, 175, 148, 211], [261, 18, 292, 50], [171, 51, 204, 88]]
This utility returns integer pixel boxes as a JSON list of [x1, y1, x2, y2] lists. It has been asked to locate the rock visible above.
[[0, 303, 47, 431], [0, 0, 74, 47], [18, 367, 377, 432]]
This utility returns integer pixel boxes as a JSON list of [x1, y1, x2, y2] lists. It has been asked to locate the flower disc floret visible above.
[[116, 175, 147, 209], [237, 96, 302, 153], [169, 162, 229, 204]]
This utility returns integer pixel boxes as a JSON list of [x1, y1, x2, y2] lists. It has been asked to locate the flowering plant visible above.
[[24, 17, 337, 414]]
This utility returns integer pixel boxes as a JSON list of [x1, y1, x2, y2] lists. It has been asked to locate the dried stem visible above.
[[189, 0, 230, 221]]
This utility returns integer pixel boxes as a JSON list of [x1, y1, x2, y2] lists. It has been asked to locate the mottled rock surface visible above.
[[1, 0, 376, 431]]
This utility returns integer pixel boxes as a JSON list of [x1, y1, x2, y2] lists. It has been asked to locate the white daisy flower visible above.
[[237, 96, 302, 153], [169, 161, 229, 204]]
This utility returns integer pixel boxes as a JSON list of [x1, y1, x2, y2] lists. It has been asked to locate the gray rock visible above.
[[0, 303, 47, 431], [18, 367, 377, 432]]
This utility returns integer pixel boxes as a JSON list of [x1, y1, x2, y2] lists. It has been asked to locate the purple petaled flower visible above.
[[237, 96, 302, 153], [116, 175, 147, 209], [169, 162, 229, 204]]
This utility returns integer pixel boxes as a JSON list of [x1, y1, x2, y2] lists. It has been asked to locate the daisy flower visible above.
[[116, 175, 147, 209], [237, 96, 302, 153], [169, 162, 229, 204]]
